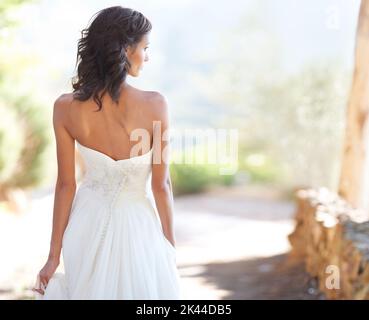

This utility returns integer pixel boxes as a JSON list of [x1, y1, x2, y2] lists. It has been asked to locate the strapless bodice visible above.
[[76, 141, 153, 199]]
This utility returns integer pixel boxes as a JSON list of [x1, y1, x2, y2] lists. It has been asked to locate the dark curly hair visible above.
[[71, 6, 152, 111]]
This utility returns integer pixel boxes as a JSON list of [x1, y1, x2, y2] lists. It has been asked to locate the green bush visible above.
[[240, 151, 281, 183], [171, 163, 211, 195], [169, 145, 281, 196], [0, 100, 25, 183], [0, 92, 52, 191], [168, 144, 237, 195], [7, 94, 52, 189], [170, 162, 236, 196]]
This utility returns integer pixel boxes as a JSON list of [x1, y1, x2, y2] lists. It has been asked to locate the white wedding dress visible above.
[[34, 140, 182, 300]]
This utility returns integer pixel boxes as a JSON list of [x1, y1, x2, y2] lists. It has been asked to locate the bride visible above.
[[32, 6, 181, 299]]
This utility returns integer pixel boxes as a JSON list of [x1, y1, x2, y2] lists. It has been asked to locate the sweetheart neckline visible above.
[[76, 140, 153, 163]]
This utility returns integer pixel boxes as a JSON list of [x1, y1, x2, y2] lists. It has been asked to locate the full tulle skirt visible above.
[[34, 187, 181, 300]]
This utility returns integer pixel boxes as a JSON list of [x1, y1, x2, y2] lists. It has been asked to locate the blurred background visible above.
[[0, 0, 361, 299]]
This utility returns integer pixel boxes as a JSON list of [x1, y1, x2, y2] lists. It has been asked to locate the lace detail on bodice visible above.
[[82, 171, 129, 198], [76, 141, 153, 199]]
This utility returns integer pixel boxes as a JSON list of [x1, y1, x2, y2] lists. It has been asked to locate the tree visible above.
[[338, 0, 369, 209]]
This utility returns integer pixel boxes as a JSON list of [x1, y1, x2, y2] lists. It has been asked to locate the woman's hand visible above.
[[32, 257, 60, 295]]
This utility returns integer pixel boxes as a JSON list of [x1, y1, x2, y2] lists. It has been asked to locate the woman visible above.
[[32, 6, 181, 299]]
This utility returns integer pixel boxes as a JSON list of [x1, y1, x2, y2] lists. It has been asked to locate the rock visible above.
[[288, 187, 369, 299]]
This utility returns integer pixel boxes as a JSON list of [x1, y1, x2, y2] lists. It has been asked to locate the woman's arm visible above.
[[150, 94, 176, 247], [33, 96, 76, 294], [49, 95, 77, 260]]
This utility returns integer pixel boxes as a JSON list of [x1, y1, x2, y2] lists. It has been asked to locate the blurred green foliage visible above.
[[0, 0, 35, 29], [169, 143, 281, 195], [0, 92, 52, 189], [0, 0, 52, 194], [245, 62, 350, 191], [0, 100, 25, 183], [170, 162, 235, 196], [192, 5, 351, 194]]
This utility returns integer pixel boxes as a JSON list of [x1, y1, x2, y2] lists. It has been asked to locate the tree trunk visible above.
[[338, 0, 369, 209]]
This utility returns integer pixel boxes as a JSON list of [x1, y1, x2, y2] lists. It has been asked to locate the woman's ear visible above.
[[124, 43, 131, 56], [125, 43, 136, 56]]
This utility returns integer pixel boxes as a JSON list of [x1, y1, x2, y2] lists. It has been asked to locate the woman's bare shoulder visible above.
[[129, 86, 168, 117], [138, 89, 168, 111], [54, 93, 75, 109], [148, 91, 169, 118], [128, 85, 165, 103], [52, 93, 76, 124]]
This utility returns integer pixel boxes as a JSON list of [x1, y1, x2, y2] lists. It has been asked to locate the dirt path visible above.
[[173, 185, 323, 299], [200, 254, 324, 300]]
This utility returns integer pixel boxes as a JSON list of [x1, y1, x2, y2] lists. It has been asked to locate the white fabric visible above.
[[34, 141, 181, 300]]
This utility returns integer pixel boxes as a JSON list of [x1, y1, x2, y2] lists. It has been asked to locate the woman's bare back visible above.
[[61, 84, 160, 161]]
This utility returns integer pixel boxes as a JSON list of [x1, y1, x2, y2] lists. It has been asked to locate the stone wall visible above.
[[288, 188, 369, 299]]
